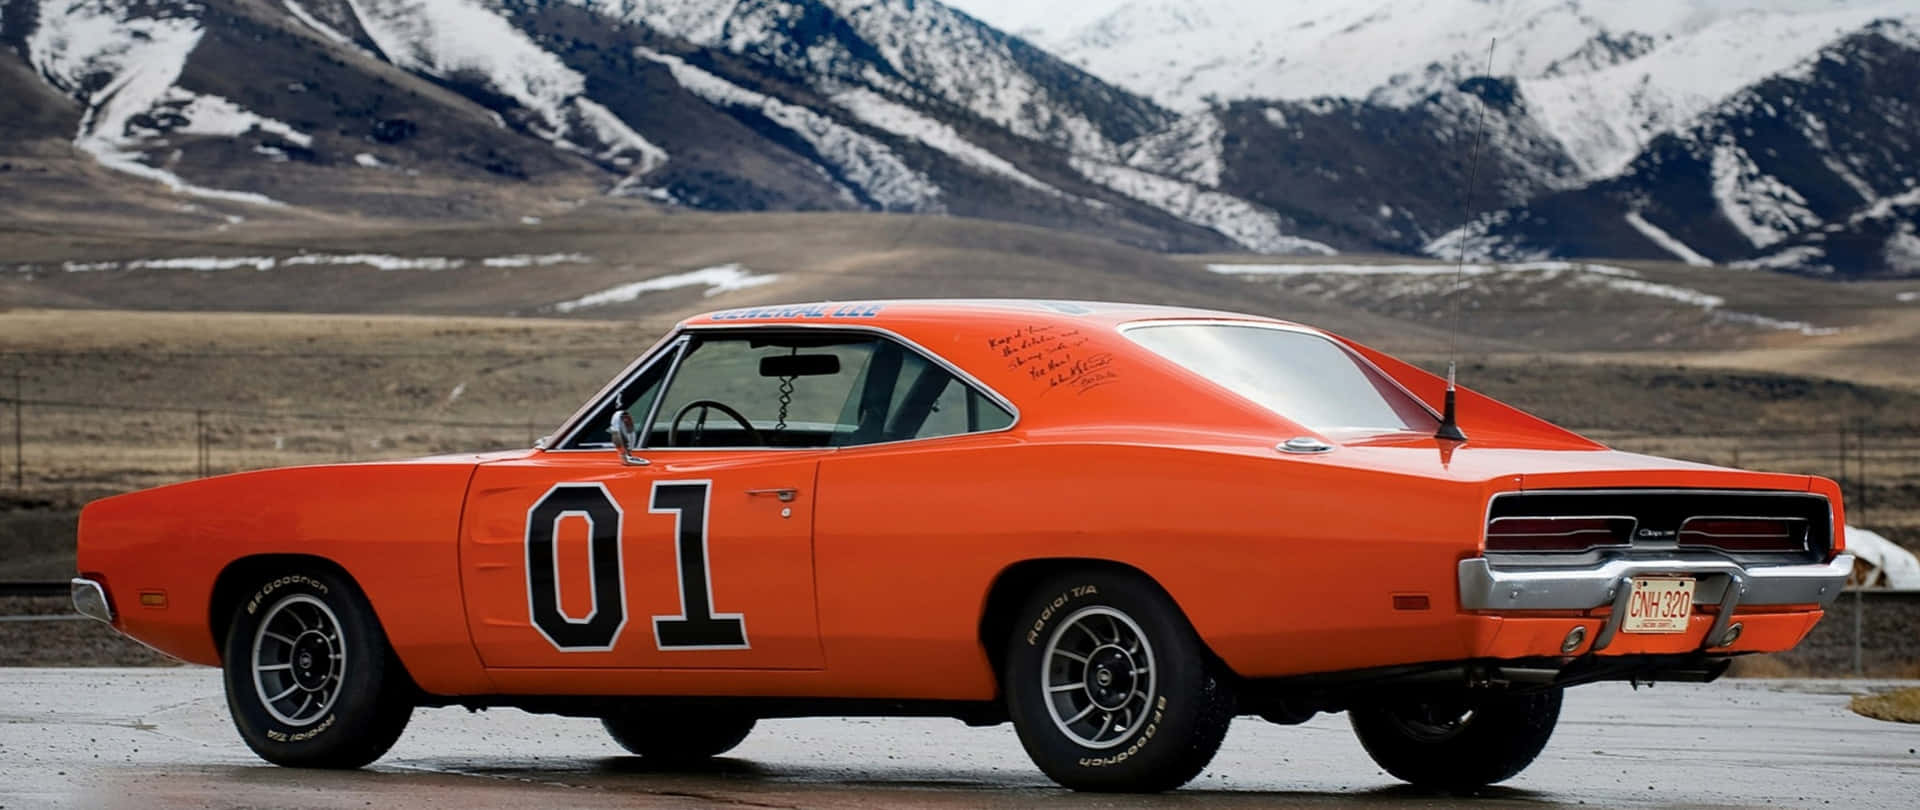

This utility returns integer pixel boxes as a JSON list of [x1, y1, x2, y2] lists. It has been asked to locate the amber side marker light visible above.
[[1485, 516, 1634, 552], [138, 591, 167, 608], [1677, 517, 1809, 553]]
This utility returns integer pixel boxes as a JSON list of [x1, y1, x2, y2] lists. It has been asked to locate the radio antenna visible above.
[[1436, 38, 1496, 443]]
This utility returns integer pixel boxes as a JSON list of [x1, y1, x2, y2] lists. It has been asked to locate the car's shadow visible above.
[[85, 759, 1562, 808]]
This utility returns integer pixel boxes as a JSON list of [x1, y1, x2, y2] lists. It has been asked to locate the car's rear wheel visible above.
[[602, 711, 756, 762], [220, 567, 413, 768], [1003, 569, 1235, 792], [1348, 686, 1562, 791]]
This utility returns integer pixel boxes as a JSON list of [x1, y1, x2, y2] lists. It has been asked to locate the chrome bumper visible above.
[[1458, 554, 1853, 652], [70, 577, 113, 624]]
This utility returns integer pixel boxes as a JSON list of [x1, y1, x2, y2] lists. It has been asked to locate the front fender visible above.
[[77, 455, 499, 695]]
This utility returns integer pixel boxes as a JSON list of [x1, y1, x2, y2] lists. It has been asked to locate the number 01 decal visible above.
[[524, 480, 749, 652]]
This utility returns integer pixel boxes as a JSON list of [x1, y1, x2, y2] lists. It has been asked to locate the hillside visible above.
[[4, 0, 1916, 272]]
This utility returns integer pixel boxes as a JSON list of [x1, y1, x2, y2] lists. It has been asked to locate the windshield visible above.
[[1126, 323, 1437, 434]]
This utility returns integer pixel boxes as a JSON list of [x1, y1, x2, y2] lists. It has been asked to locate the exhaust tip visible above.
[[1718, 622, 1743, 648]]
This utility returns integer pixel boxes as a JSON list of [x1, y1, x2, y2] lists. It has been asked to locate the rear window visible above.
[[1125, 323, 1436, 433]]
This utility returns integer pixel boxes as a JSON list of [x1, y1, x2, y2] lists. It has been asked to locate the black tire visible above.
[[1349, 687, 1562, 791], [602, 711, 756, 762], [220, 567, 413, 768], [1003, 569, 1235, 793]]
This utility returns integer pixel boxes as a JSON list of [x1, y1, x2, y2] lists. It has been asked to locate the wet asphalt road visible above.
[[1, 668, 1916, 809]]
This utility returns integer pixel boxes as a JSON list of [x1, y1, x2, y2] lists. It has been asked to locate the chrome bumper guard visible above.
[[1458, 554, 1854, 652], [70, 577, 113, 624]]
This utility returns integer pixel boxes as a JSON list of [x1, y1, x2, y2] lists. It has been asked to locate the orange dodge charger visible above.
[[73, 300, 1851, 792]]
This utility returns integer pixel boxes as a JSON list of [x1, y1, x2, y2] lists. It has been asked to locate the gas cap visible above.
[[1278, 436, 1334, 454]]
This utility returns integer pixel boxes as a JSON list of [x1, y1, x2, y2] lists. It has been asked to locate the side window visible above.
[[566, 331, 1014, 450], [565, 346, 674, 449], [650, 337, 877, 448]]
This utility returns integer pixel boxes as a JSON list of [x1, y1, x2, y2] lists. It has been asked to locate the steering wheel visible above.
[[667, 399, 765, 447]]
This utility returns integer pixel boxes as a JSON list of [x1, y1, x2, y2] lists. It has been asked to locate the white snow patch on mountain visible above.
[[1518, 6, 1904, 176], [1122, 112, 1223, 188], [952, 0, 1911, 115], [25, 1, 290, 206], [831, 88, 1062, 196], [1710, 139, 1821, 249], [354, 153, 383, 167], [1623, 212, 1714, 266], [283, 0, 355, 46], [640, 48, 943, 212], [342, 0, 667, 173], [552, 264, 780, 313], [572, 0, 1129, 157], [1075, 158, 1336, 255]]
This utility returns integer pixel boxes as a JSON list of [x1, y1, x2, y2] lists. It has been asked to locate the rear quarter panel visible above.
[[77, 458, 493, 694], [812, 434, 1503, 699]]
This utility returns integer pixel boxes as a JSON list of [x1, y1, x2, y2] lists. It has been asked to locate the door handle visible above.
[[746, 488, 798, 503]]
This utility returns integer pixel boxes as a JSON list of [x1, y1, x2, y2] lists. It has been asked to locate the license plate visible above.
[[1623, 577, 1695, 634]]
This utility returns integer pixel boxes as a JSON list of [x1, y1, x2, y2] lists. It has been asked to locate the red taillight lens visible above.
[[1486, 517, 1633, 552], [1678, 518, 1808, 552]]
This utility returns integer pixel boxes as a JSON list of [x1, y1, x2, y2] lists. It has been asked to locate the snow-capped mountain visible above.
[[4, 0, 1917, 275], [1432, 20, 1920, 275]]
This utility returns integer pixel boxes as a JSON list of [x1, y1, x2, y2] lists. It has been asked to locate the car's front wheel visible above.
[[1003, 569, 1235, 792], [220, 567, 413, 768], [602, 710, 756, 762], [1348, 686, 1562, 791]]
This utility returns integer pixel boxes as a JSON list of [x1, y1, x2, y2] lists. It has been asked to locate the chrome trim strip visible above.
[[70, 577, 112, 624], [1458, 553, 1853, 613], [547, 322, 1022, 453]]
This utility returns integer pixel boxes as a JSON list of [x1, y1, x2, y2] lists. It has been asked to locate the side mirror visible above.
[[610, 411, 648, 466]]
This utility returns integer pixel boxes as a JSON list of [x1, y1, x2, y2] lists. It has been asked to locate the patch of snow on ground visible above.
[[1073, 158, 1337, 255], [1710, 139, 1821, 249], [832, 88, 1062, 196], [1624, 212, 1714, 266], [354, 153, 382, 167], [640, 49, 942, 212], [1732, 245, 1828, 272], [482, 253, 590, 268], [552, 264, 779, 313], [1896, 291, 1920, 302], [1205, 260, 1621, 276], [56, 253, 597, 272], [1209, 261, 1837, 334]]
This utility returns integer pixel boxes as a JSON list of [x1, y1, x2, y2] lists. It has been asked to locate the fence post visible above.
[[1852, 589, 1863, 677], [12, 370, 21, 491]]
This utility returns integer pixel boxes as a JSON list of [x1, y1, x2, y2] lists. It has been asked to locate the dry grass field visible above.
[[2, 208, 1917, 669]]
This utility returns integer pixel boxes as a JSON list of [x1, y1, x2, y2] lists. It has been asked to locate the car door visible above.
[[460, 331, 869, 671]]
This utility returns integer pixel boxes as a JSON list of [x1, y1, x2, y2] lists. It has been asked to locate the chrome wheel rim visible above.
[[250, 594, 346, 728], [1040, 606, 1157, 749]]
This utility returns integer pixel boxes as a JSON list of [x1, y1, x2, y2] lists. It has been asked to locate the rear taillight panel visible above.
[[1485, 490, 1831, 560], [1677, 517, 1810, 553], [1485, 516, 1634, 552]]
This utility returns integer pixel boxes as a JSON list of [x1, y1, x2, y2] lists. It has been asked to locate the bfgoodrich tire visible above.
[[221, 567, 413, 768], [1004, 569, 1235, 792], [602, 711, 756, 762], [1349, 687, 1562, 791]]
